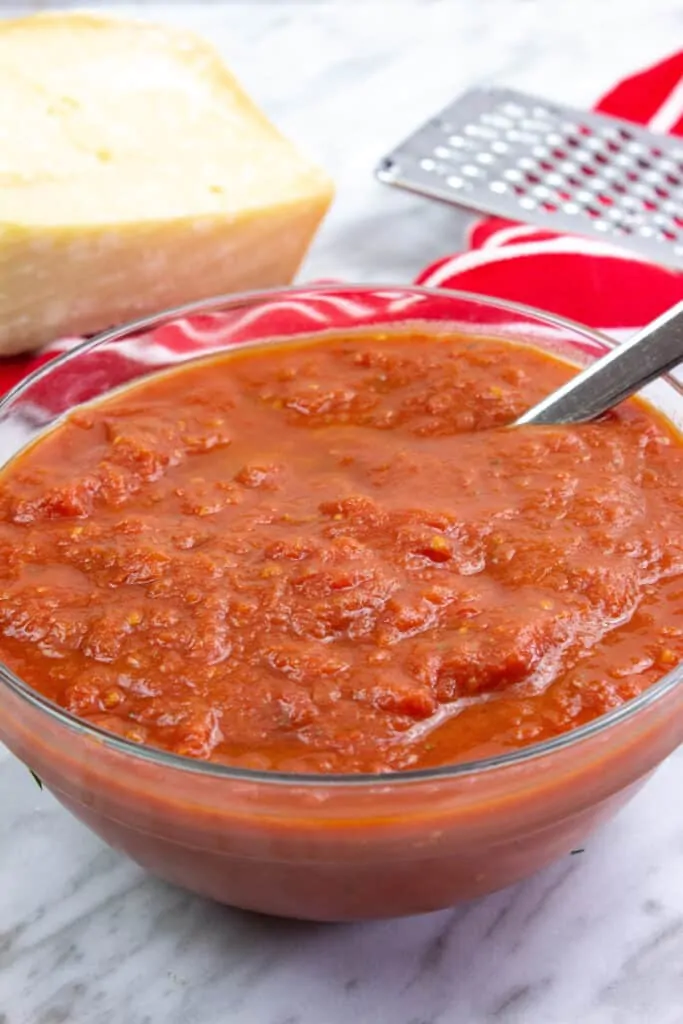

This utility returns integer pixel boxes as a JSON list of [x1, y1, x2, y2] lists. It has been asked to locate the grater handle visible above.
[[516, 301, 683, 426]]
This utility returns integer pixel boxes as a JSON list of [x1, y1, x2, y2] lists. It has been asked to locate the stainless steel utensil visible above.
[[516, 301, 683, 425], [376, 86, 683, 269]]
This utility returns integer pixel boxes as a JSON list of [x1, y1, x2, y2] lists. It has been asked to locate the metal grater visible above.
[[376, 86, 683, 269]]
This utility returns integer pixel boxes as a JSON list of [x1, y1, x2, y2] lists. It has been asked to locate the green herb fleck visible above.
[[570, 848, 585, 856], [29, 769, 43, 790]]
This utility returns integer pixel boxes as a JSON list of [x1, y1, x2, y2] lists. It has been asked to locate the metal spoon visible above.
[[515, 300, 683, 426]]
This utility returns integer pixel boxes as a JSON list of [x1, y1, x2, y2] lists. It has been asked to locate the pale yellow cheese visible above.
[[0, 12, 334, 353]]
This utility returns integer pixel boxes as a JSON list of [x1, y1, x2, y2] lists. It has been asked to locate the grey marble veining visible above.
[[2, 2, 683, 1023]]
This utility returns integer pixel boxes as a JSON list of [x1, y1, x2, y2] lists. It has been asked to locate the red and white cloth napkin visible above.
[[415, 51, 683, 340], [1, 51, 682, 399]]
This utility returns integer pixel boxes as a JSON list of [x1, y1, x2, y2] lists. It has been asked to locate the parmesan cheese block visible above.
[[0, 12, 334, 354]]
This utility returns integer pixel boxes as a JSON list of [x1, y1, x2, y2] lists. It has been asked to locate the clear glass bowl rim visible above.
[[1, 281, 681, 789]]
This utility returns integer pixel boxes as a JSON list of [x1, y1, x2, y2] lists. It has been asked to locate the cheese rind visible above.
[[0, 13, 334, 353]]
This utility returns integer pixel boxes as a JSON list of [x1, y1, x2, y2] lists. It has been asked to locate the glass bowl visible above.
[[1, 284, 682, 922]]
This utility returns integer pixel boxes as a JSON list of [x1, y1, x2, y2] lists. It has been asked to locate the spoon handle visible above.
[[515, 301, 683, 426]]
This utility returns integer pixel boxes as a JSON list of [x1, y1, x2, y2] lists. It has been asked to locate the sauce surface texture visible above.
[[2, 332, 683, 774]]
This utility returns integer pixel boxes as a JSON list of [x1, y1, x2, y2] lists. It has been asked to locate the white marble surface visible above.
[[2, 1, 683, 1022]]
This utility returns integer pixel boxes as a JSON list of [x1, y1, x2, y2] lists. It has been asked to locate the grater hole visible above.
[[464, 124, 497, 139], [636, 157, 653, 170], [674, 215, 683, 228], [507, 129, 539, 144], [552, 148, 567, 160], [582, 165, 596, 177], [655, 185, 670, 199], [606, 140, 621, 154], [594, 152, 609, 165], [657, 158, 678, 174], [598, 194, 613, 206], [501, 102, 525, 117], [666, 173, 682, 187], [541, 201, 558, 212], [578, 124, 593, 136], [586, 206, 602, 219], [525, 172, 541, 185], [611, 182, 627, 194], [618, 128, 635, 141], [522, 119, 553, 132], [481, 113, 513, 129], [662, 228, 678, 241], [642, 199, 657, 211]]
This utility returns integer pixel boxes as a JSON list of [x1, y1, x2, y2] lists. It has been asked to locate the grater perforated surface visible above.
[[376, 86, 683, 269]]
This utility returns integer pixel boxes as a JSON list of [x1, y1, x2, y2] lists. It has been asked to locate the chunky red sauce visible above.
[[2, 332, 683, 774]]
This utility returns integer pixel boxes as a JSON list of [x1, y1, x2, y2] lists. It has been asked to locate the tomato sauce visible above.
[[2, 332, 683, 775]]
